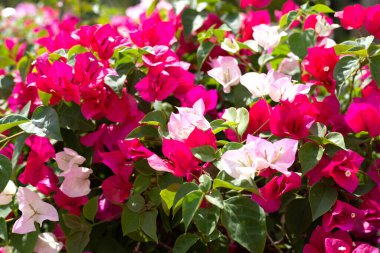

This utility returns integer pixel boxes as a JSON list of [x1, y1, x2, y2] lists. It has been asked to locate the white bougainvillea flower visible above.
[[0, 180, 17, 205], [221, 38, 240, 54], [253, 24, 287, 51], [207, 56, 241, 93], [267, 70, 310, 102], [278, 53, 300, 76], [315, 15, 340, 37], [12, 187, 58, 234], [240, 72, 270, 99], [59, 166, 93, 198], [246, 135, 298, 176], [34, 232, 64, 253], [56, 147, 86, 171], [168, 99, 211, 141]]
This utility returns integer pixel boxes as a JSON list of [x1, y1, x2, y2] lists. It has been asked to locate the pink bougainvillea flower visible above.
[[0, 180, 17, 205], [364, 5, 380, 39], [345, 95, 380, 137], [241, 0, 271, 9], [168, 99, 211, 141], [33, 232, 63, 253], [321, 150, 364, 193], [335, 4, 366, 30], [244, 99, 271, 137], [246, 135, 298, 176], [322, 200, 365, 232], [253, 24, 286, 51], [240, 10, 270, 41], [53, 190, 88, 216], [207, 56, 241, 93], [251, 172, 301, 213], [270, 97, 315, 139], [182, 85, 218, 112], [240, 72, 269, 98], [129, 14, 175, 47], [12, 187, 59, 234], [304, 14, 338, 37], [55, 148, 86, 171], [303, 46, 339, 91]]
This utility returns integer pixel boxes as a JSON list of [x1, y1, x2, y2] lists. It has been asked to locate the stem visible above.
[[0, 131, 26, 145]]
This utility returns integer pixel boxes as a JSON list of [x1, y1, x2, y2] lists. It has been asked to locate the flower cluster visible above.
[[0, 0, 379, 252]]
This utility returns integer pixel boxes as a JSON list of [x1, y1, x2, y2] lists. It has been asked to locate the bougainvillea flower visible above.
[[240, 0, 271, 9], [240, 10, 270, 41], [252, 24, 286, 50], [251, 172, 301, 212], [321, 150, 363, 193], [275, 0, 299, 25], [244, 99, 271, 137], [267, 72, 310, 102], [168, 99, 211, 141], [364, 5, 380, 39], [0, 181, 17, 205], [12, 187, 59, 234], [335, 4, 366, 30], [33, 232, 63, 253], [53, 190, 88, 216], [207, 56, 241, 93], [303, 226, 352, 253], [102, 175, 132, 204], [182, 85, 218, 112], [322, 200, 365, 232], [304, 14, 338, 37], [59, 166, 92, 198], [246, 135, 298, 176], [240, 72, 269, 98], [55, 148, 86, 171], [345, 98, 380, 137], [185, 128, 217, 149]]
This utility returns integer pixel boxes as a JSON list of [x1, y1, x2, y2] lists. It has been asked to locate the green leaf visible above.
[[333, 56, 360, 94], [288, 29, 316, 58], [0, 217, 7, 242], [369, 54, 380, 86], [221, 12, 241, 34], [310, 4, 335, 13], [127, 125, 159, 139], [63, 215, 92, 253], [194, 206, 220, 236], [210, 119, 229, 134], [19, 106, 62, 141], [199, 175, 212, 193], [160, 184, 180, 215], [173, 233, 199, 253], [104, 74, 126, 97], [285, 198, 312, 234], [0, 75, 14, 100], [83, 196, 98, 222], [236, 107, 249, 137], [205, 190, 224, 209], [121, 206, 140, 235], [309, 182, 337, 221], [141, 110, 168, 127], [197, 41, 215, 70], [0, 115, 29, 133], [182, 190, 204, 231], [181, 9, 207, 38], [57, 103, 95, 132], [139, 209, 158, 242], [17, 56, 32, 83], [38, 90, 52, 106], [324, 132, 346, 150], [11, 133, 29, 170], [191, 145, 216, 162], [354, 171, 376, 196], [279, 10, 298, 29], [299, 142, 324, 175], [0, 155, 12, 192], [133, 174, 151, 194], [9, 230, 39, 253], [221, 196, 266, 253], [173, 182, 199, 208], [127, 195, 145, 213], [309, 122, 327, 137]]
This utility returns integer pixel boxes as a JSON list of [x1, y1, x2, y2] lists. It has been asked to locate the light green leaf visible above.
[[0, 115, 29, 133]]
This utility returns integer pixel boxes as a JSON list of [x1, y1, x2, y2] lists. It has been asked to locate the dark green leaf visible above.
[[309, 182, 337, 221], [127, 125, 159, 139], [66, 229, 91, 253], [20, 106, 62, 141], [181, 9, 207, 38], [173, 233, 199, 253], [221, 196, 266, 253], [0, 217, 7, 241], [333, 56, 360, 94], [83, 196, 98, 222], [9, 230, 38, 253], [139, 209, 158, 242], [140, 110, 168, 127], [194, 207, 220, 236], [182, 190, 204, 231], [104, 75, 126, 97], [324, 132, 346, 150], [133, 175, 151, 194], [11, 133, 28, 170], [288, 29, 316, 58], [285, 198, 312, 234], [57, 103, 95, 132], [299, 142, 324, 175], [369, 54, 380, 86], [205, 190, 224, 209], [17, 56, 32, 83], [191, 145, 216, 162], [121, 206, 140, 235], [0, 155, 12, 192], [0, 115, 29, 133], [127, 195, 145, 213], [199, 175, 212, 192], [197, 41, 215, 70], [221, 12, 241, 34], [0, 75, 14, 99]]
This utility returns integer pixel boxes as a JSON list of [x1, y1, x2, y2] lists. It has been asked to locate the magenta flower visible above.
[[251, 172, 301, 213], [53, 190, 88, 216], [335, 4, 366, 30], [12, 188, 59, 234], [244, 99, 271, 137], [182, 86, 218, 112], [322, 200, 365, 232], [240, 0, 271, 9], [240, 10, 270, 41], [365, 5, 380, 39]]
